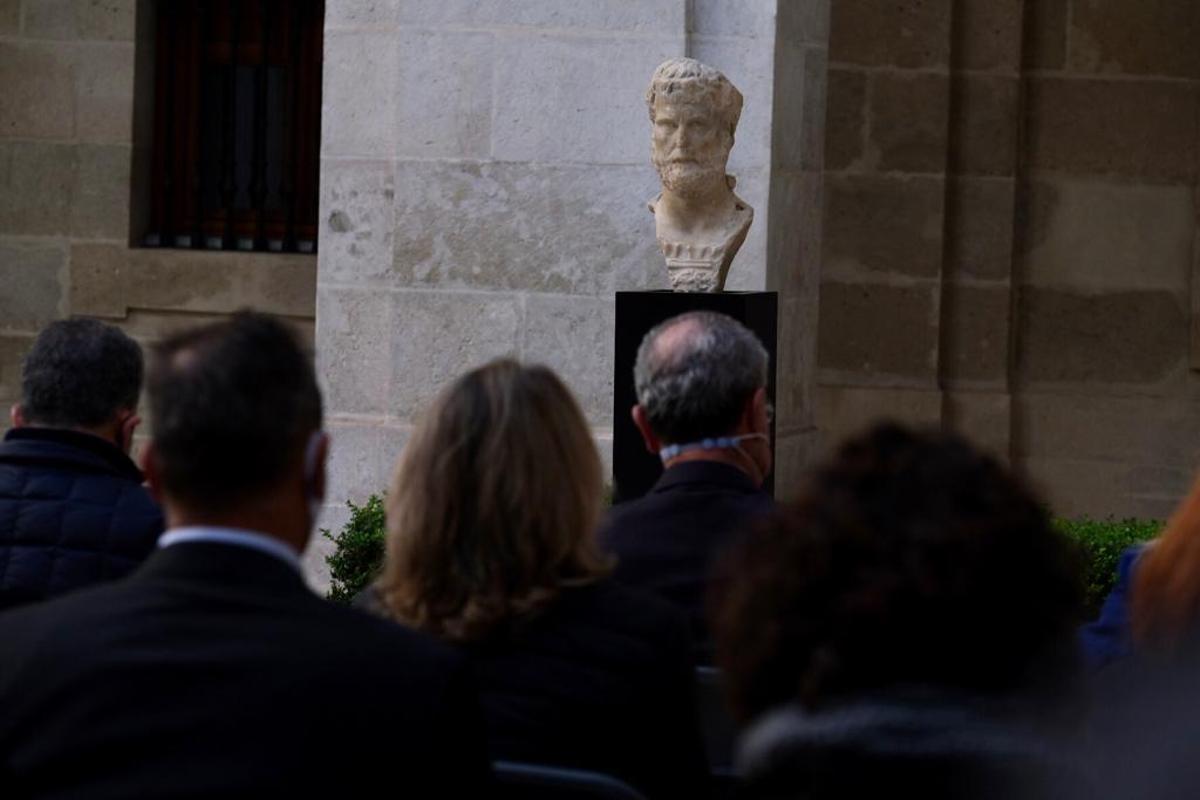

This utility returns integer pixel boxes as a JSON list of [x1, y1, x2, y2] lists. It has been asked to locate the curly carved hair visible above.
[[713, 423, 1083, 723], [645, 57, 743, 135]]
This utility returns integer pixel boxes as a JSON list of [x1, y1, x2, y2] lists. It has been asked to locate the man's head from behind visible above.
[[143, 312, 324, 545], [633, 311, 771, 482], [12, 318, 144, 451]]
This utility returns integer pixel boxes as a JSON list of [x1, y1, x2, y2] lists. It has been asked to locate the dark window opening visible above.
[[145, 0, 324, 254]]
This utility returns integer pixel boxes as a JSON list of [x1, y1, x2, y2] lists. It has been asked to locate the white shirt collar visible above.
[[158, 526, 304, 574]]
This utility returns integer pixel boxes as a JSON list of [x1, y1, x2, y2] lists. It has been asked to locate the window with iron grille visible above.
[[144, 0, 324, 254]]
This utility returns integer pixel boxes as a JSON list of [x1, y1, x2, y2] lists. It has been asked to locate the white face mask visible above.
[[302, 431, 326, 530]]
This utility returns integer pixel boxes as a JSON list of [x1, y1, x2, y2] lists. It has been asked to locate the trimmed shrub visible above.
[[321, 497, 1164, 617], [325, 487, 616, 605], [322, 495, 387, 605], [1055, 517, 1161, 619]]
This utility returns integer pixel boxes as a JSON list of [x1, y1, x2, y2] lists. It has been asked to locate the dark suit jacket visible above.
[[0, 427, 163, 611], [598, 460, 773, 659], [463, 581, 710, 800], [0, 541, 490, 799]]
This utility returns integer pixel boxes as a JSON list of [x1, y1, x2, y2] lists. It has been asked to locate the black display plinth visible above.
[[612, 291, 778, 503]]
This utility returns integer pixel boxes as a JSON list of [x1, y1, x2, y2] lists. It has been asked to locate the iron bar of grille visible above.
[[184, 0, 206, 247], [146, 3, 169, 245], [281, 0, 301, 252], [220, 0, 239, 249], [296, 0, 322, 253], [191, 0, 209, 248], [170, 4, 198, 248], [161, 2, 178, 245], [251, 0, 270, 250]]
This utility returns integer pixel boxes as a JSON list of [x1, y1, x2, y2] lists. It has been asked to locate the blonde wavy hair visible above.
[[377, 359, 612, 641]]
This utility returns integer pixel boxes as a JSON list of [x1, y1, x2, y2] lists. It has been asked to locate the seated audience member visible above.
[[599, 311, 774, 657], [1081, 473, 1200, 672], [1079, 544, 1147, 670], [369, 359, 708, 799], [1128, 479, 1200, 656], [0, 313, 489, 798], [0, 319, 162, 611], [714, 423, 1086, 800], [1076, 477, 1200, 799]]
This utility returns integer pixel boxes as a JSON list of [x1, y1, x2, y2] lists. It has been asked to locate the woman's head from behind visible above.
[[715, 423, 1082, 723], [378, 359, 610, 642]]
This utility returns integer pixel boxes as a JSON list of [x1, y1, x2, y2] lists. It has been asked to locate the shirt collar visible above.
[[652, 459, 761, 494], [158, 526, 304, 574]]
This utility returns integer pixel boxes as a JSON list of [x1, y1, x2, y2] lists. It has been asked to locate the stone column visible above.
[[940, 0, 1024, 460], [682, 1, 830, 495], [816, 0, 954, 449], [312, 0, 830, 580], [763, 1, 829, 493]]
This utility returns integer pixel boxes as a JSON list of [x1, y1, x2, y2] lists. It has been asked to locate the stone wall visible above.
[[818, 0, 955, 440], [818, 0, 1200, 520], [0, 1, 316, 446], [766, 1, 829, 487], [314, 1, 830, 584], [1015, 0, 1200, 519], [5, 0, 1194, 565], [0, 1, 830, 588]]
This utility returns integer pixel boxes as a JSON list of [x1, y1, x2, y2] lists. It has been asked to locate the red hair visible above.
[[1132, 475, 1200, 651]]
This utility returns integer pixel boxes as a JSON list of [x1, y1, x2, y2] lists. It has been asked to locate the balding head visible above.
[[146, 312, 322, 514], [647, 316, 704, 367], [633, 311, 769, 444]]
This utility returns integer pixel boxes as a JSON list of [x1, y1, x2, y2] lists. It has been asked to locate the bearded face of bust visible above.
[[645, 58, 752, 292], [650, 91, 732, 198]]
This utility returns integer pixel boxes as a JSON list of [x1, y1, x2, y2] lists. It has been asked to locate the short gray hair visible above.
[[634, 311, 768, 444]]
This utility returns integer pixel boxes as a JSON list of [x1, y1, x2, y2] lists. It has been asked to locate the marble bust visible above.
[[646, 58, 753, 293]]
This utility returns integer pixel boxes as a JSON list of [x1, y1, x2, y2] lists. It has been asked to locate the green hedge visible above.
[[322, 497, 1163, 618], [1055, 517, 1161, 618], [321, 495, 387, 605], [322, 489, 612, 605]]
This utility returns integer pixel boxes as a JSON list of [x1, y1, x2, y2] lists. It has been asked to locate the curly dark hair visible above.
[[713, 423, 1083, 723], [21, 318, 143, 428]]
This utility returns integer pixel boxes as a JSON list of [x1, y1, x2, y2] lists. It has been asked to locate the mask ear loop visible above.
[[729, 433, 768, 484], [303, 430, 325, 485]]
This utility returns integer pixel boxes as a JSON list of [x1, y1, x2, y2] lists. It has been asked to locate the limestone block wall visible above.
[[818, 0, 955, 440], [765, 0, 829, 486], [0, 0, 316, 436], [1014, 0, 1200, 518], [315, 0, 830, 582], [817, 0, 1200, 520]]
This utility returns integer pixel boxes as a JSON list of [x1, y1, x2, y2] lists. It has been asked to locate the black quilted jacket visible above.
[[0, 427, 163, 612]]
